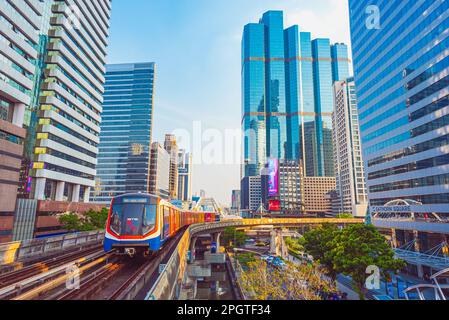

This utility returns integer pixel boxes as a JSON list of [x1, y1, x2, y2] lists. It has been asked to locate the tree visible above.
[[239, 260, 336, 300], [285, 237, 304, 256], [222, 227, 247, 248], [59, 208, 109, 232], [236, 252, 256, 269], [85, 208, 109, 229], [328, 224, 405, 300], [300, 224, 340, 279], [336, 213, 353, 219], [59, 213, 82, 232]]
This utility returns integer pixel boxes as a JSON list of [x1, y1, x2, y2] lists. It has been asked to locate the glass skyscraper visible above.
[[349, 0, 449, 214], [242, 10, 350, 178], [92, 63, 155, 204]]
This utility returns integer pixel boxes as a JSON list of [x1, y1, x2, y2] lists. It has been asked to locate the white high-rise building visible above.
[[30, 0, 112, 203], [332, 77, 368, 217], [0, 0, 112, 241], [149, 142, 170, 199]]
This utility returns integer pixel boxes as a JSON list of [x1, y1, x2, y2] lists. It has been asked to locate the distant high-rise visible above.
[[164, 134, 178, 200], [231, 190, 241, 211], [332, 78, 368, 216], [303, 177, 336, 214], [241, 10, 350, 178], [241, 176, 263, 214], [149, 142, 170, 199], [177, 149, 192, 202], [92, 63, 155, 203]]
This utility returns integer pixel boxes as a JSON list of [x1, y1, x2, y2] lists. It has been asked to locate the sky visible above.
[[106, 0, 352, 206]]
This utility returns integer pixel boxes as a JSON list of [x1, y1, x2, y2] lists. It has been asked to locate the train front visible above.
[[104, 194, 160, 256]]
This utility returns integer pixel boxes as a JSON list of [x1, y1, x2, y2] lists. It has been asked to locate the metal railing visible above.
[[0, 231, 104, 266], [145, 218, 363, 300]]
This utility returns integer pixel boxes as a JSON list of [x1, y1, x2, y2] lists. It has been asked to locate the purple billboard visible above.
[[267, 158, 279, 197]]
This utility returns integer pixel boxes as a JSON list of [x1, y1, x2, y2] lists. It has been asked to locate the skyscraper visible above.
[[231, 190, 241, 212], [241, 176, 263, 214], [332, 77, 368, 216], [149, 142, 170, 199], [164, 134, 178, 200], [0, 0, 48, 242], [349, 1, 449, 256], [21, 0, 112, 203], [92, 63, 155, 204], [0, 0, 112, 241], [242, 10, 350, 179], [177, 149, 192, 202]]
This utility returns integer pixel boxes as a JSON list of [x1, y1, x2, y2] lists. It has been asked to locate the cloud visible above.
[[283, 0, 353, 58]]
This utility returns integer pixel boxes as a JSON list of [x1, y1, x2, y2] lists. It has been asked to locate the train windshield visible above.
[[109, 201, 156, 236]]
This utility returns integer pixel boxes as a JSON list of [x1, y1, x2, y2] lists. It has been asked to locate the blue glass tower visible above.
[[242, 10, 350, 178], [92, 63, 155, 203], [349, 1, 449, 218]]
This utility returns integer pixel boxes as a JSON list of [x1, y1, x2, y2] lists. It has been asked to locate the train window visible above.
[[143, 205, 157, 234], [109, 202, 156, 236], [163, 206, 170, 238]]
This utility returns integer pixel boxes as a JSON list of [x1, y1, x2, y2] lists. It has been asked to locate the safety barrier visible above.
[[145, 218, 363, 300], [0, 231, 104, 266]]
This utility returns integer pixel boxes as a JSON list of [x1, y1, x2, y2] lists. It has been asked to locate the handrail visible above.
[[0, 231, 104, 266], [145, 218, 363, 300]]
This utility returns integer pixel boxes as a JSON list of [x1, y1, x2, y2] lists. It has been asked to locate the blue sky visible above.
[[106, 0, 352, 205]]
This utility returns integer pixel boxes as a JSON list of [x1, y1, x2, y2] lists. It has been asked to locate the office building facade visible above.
[[278, 160, 304, 214], [0, 0, 112, 241], [303, 177, 336, 214], [332, 77, 368, 216], [149, 142, 170, 199], [231, 190, 241, 212], [349, 0, 449, 265], [242, 10, 350, 179], [164, 134, 178, 200], [22, 0, 112, 203], [177, 149, 192, 202], [241, 176, 263, 214], [0, 0, 47, 242], [92, 63, 155, 203]]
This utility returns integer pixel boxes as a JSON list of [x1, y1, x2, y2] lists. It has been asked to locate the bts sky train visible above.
[[104, 193, 219, 256]]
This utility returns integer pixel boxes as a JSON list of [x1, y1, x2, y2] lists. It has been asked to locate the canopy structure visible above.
[[404, 267, 449, 300]]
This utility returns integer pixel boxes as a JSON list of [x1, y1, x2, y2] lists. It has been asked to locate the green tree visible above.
[[285, 237, 304, 256], [59, 208, 109, 232], [336, 213, 354, 219], [300, 224, 340, 279], [329, 224, 405, 300], [85, 208, 109, 229], [236, 252, 256, 269], [59, 213, 82, 232], [239, 260, 335, 300], [222, 227, 247, 248]]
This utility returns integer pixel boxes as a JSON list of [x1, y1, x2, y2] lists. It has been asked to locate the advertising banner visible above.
[[267, 158, 279, 197]]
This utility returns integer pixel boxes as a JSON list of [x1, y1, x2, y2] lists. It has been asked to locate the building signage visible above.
[[267, 158, 279, 197], [370, 206, 412, 213], [268, 200, 281, 212]]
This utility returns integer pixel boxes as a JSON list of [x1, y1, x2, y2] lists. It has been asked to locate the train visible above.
[[104, 193, 219, 256]]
